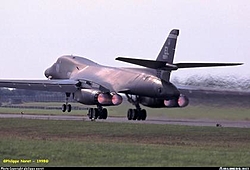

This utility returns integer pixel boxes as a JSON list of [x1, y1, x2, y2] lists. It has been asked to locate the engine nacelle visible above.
[[74, 89, 123, 106], [139, 97, 165, 108], [139, 94, 189, 108]]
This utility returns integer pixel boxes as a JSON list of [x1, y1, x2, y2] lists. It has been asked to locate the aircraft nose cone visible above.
[[44, 68, 51, 78]]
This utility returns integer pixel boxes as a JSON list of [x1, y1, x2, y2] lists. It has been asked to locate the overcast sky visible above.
[[0, 0, 249, 81]]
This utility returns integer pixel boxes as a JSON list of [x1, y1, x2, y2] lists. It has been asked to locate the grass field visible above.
[[0, 118, 250, 167], [1, 102, 250, 167]]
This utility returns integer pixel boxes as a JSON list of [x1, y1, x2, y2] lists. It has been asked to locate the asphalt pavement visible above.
[[0, 113, 249, 128]]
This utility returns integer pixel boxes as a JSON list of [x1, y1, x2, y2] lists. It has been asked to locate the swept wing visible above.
[[0, 79, 79, 92], [0, 79, 111, 93]]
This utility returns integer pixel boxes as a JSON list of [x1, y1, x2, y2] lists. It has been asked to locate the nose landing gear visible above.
[[62, 92, 72, 112]]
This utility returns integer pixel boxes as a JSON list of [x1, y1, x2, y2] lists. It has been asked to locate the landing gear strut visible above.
[[62, 93, 72, 112], [87, 105, 108, 120], [126, 94, 147, 121]]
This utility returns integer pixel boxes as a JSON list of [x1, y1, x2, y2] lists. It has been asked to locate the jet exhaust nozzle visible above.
[[97, 93, 123, 105], [97, 93, 112, 105], [111, 93, 123, 105], [164, 94, 189, 108]]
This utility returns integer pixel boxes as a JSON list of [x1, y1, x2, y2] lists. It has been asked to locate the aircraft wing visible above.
[[0, 79, 112, 93], [0, 79, 80, 93]]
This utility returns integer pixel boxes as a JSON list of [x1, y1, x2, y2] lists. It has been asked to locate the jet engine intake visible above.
[[74, 89, 122, 106]]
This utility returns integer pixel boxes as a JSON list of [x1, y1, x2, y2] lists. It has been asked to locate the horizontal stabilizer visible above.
[[116, 57, 243, 70], [115, 57, 177, 70], [175, 62, 243, 68]]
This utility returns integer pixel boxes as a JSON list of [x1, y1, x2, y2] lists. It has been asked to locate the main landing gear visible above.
[[61, 93, 108, 120], [61, 93, 146, 121], [62, 93, 72, 112], [126, 94, 147, 121], [87, 105, 108, 120]]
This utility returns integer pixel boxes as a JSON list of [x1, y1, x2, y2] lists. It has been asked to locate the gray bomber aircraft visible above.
[[0, 29, 243, 121]]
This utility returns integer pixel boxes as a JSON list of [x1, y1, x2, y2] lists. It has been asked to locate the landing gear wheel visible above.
[[125, 94, 147, 121], [62, 104, 72, 112], [141, 109, 147, 120], [89, 108, 98, 119], [88, 108, 94, 120], [94, 108, 99, 119], [127, 108, 147, 121], [100, 108, 108, 119], [132, 109, 138, 120], [88, 107, 108, 120], [127, 109, 133, 120], [62, 104, 67, 112], [67, 104, 72, 112], [137, 110, 142, 121], [87, 108, 92, 119], [62, 93, 72, 113]]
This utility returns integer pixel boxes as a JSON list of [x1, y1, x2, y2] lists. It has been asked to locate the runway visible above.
[[0, 113, 249, 128]]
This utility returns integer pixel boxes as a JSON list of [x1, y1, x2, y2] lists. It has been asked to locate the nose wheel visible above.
[[62, 104, 72, 112], [62, 92, 72, 112]]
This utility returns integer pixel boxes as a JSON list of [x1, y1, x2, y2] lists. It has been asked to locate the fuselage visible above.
[[44, 55, 180, 100]]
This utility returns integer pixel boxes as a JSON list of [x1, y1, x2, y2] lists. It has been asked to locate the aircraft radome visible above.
[[0, 29, 243, 121]]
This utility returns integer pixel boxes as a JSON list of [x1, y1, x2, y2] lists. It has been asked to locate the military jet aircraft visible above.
[[0, 29, 242, 121]]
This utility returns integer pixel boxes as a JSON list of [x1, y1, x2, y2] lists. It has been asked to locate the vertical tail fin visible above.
[[156, 29, 179, 64], [156, 29, 179, 81]]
